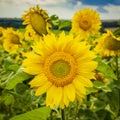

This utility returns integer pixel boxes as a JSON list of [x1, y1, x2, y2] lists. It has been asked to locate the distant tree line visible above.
[[0, 18, 119, 31], [0, 18, 25, 29]]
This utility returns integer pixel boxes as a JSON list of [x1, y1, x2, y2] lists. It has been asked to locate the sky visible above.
[[0, 0, 120, 20]]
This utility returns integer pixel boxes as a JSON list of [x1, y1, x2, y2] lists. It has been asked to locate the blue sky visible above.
[[0, 0, 120, 20]]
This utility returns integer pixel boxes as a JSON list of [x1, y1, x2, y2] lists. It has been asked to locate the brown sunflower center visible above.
[[105, 35, 120, 50], [79, 16, 92, 31], [9, 33, 21, 44], [30, 12, 47, 36], [44, 52, 77, 87]]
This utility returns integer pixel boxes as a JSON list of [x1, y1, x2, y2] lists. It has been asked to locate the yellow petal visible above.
[[76, 76, 93, 87], [22, 53, 43, 65], [46, 85, 55, 108], [73, 78, 86, 96], [23, 64, 43, 75], [29, 73, 48, 87], [64, 84, 75, 102], [53, 87, 63, 105], [46, 86, 63, 108], [63, 88, 69, 107], [35, 81, 52, 96]]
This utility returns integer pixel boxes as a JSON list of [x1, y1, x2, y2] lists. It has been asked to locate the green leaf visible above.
[[3, 58, 20, 72], [15, 83, 28, 95], [0, 114, 5, 120], [96, 59, 117, 80], [107, 88, 119, 117], [93, 81, 111, 92], [115, 116, 120, 120], [93, 81, 104, 89], [4, 94, 14, 105], [94, 100, 106, 111], [96, 110, 112, 120], [78, 108, 99, 120], [7, 64, 20, 72], [6, 68, 33, 90], [10, 107, 51, 120], [58, 20, 71, 30], [50, 14, 60, 26]]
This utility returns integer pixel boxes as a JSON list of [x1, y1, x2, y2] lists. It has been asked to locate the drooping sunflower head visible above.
[[22, 4, 51, 41], [71, 8, 102, 40], [94, 29, 120, 57], [3, 28, 23, 54], [22, 32, 97, 108]]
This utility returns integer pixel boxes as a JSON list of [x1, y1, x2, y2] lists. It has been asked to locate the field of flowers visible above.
[[0, 4, 120, 120]]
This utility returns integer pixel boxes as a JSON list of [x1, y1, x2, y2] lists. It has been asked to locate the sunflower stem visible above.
[[61, 109, 65, 120]]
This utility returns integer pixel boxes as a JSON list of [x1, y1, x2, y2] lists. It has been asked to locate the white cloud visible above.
[[45, 6, 74, 19], [0, 0, 120, 20], [21, 0, 66, 5], [76, 1, 82, 6], [100, 4, 120, 20]]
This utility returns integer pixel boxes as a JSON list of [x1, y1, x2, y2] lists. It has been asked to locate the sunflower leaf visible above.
[[10, 107, 51, 120], [96, 59, 117, 80], [5, 68, 33, 90]]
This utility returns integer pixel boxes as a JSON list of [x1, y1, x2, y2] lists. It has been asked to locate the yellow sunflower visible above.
[[22, 4, 51, 41], [71, 8, 102, 40], [94, 29, 120, 57], [22, 32, 97, 108], [3, 28, 23, 54]]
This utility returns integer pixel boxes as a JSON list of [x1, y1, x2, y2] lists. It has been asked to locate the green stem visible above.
[[61, 109, 65, 120]]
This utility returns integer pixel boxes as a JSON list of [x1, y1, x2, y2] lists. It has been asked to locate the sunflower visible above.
[[22, 4, 51, 41], [94, 30, 120, 57], [3, 28, 23, 54], [71, 8, 101, 40], [22, 32, 97, 108]]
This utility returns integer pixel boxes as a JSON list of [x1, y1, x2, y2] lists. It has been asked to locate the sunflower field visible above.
[[0, 4, 120, 120]]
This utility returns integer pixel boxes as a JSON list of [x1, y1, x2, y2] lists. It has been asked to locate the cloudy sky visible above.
[[0, 0, 120, 20]]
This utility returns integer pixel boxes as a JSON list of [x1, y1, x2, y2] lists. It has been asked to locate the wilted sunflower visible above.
[[94, 30, 120, 57], [3, 28, 23, 53], [71, 8, 101, 40], [22, 32, 97, 108], [22, 5, 51, 41]]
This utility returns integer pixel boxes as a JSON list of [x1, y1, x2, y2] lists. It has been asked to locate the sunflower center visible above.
[[30, 12, 47, 36], [50, 60, 70, 78], [79, 16, 92, 31], [9, 33, 21, 44], [105, 35, 120, 50], [44, 52, 77, 87]]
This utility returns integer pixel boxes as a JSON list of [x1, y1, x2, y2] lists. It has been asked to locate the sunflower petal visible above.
[[64, 84, 75, 102], [35, 81, 52, 96], [29, 74, 48, 87]]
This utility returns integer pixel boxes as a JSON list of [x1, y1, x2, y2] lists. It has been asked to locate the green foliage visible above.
[[6, 68, 33, 90], [0, 17, 120, 120], [113, 28, 120, 37], [107, 88, 120, 117], [96, 57, 117, 80], [58, 20, 71, 31], [10, 107, 51, 120]]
